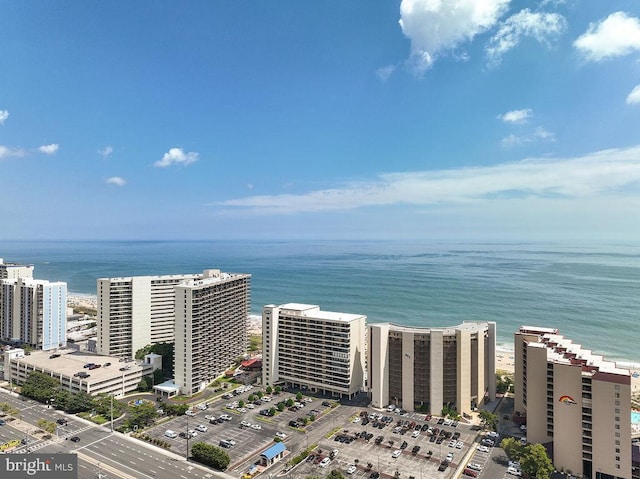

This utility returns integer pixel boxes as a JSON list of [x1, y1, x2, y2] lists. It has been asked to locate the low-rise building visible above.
[[3, 348, 152, 398]]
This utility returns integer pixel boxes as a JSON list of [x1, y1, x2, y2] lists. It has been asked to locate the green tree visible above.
[[238, 400, 245, 408], [520, 444, 553, 479], [286, 398, 294, 407], [0, 402, 19, 416], [191, 442, 230, 470], [478, 410, 498, 431], [266, 385, 273, 394], [93, 394, 125, 419], [248, 394, 256, 402], [277, 402, 285, 412], [500, 437, 525, 461], [134, 342, 174, 377], [274, 385, 282, 394], [327, 470, 345, 479], [256, 390, 264, 398], [496, 372, 513, 394], [296, 392, 303, 401], [163, 403, 189, 416], [65, 392, 94, 414], [269, 407, 277, 416], [21, 371, 59, 402], [137, 376, 152, 392], [125, 402, 158, 429], [36, 419, 57, 435]]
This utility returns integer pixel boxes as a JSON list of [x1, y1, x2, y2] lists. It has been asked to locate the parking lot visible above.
[[141, 386, 520, 479]]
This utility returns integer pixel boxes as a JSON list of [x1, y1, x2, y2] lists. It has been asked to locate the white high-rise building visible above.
[[0, 258, 34, 279], [262, 303, 366, 399], [97, 273, 202, 358], [0, 277, 67, 350], [174, 269, 251, 396]]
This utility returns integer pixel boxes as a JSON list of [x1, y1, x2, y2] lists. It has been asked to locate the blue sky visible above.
[[1, 0, 640, 241]]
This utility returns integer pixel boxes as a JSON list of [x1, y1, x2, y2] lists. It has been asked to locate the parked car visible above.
[[70, 436, 80, 442], [346, 465, 357, 474], [477, 446, 490, 453], [319, 458, 331, 468], [392, 450, 401, 458], [195, 425, 208, 432], [507, 466, 522, 476]]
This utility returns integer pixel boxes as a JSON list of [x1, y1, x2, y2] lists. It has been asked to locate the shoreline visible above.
[[66, 294, 640, 391]]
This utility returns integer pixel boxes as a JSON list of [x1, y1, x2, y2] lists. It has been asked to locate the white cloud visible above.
[[0, 110, 8, 125], [155, 147, 199, 168], [574, 12, 640, 62], [0, 146, 26, 160], [106, 176, 127, 186], [399, 0, 509, 73], [498, 108, 533, 123], [626, 84, 640, 105], [216, 145, 640, 214], [98, 146, 114, 158], [501, 126, 555, 146], [486, 9, 567, 64], [38, 144, 59, 155], [376, 65, 396, 82]]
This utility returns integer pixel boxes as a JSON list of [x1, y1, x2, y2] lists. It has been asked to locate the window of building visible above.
[[615, 424, 620, 429]]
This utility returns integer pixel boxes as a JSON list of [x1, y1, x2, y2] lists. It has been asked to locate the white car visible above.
[[467, 463, 482, 471], [195, 424, 208, 432], [246, 403, 256, 409], [487, 431, 499, 438], [185, 410, 196, 417], [411, 430, 420, 438], [251, 424, 262, 430], [237, 407, 247, 413], [227, 439, 236, 446], [352, 417, 361, 423], [445, 453, 454, 463], [204, 415, 212, 420], [241, 420, 251, 427], [456, 441, 464, 449], [197, 403, 208, 410], [320, 458, 331, 468], [187, 430, 197, 438], [220, 414, 232, 421], [346, 465, 357, 474], [392, 450, 402, 459], [448, 440, 457, 448], [508, 461, 521, 469], [477, 446, 490, 453], [507, 466, 522, 476], [276, 432, 287, 439]]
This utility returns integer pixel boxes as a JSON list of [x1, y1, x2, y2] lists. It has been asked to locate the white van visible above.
[[164, 430, 178, 438]]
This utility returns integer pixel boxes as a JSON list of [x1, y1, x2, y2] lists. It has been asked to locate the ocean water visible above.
[[1, 240, 639, 365]]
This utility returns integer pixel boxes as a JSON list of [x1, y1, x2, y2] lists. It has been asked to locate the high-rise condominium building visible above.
[[0, 277, 67, 351], [515, 326, 631, 479], [262, 303, 366, 399], [368, 322, 496, 415], [97, 273, 202, 358], [174, 270, 251, 396], [0, 258, 34, 279]]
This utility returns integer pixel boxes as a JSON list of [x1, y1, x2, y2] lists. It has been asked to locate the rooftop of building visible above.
[[519, 326, 629, 377], [371, 321, 493, 335], [5, 348, 149, 384], [274, 303, 366, 322], [0, 258, 33, 267]]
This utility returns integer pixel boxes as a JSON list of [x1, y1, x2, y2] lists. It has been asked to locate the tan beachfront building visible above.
[[368, 322, 496, 415], [262, 303, 366, 398], [515, 326, 631, 479]]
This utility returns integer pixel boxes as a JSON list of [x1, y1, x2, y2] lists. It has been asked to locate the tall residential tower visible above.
[[0, 277, 67, 350], [515, 326, 631, 479], [262, 303, 366, 399], [174, 270, 251, 396], [368, 322, 496, 415]]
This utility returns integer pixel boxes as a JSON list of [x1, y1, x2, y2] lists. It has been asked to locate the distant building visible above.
[[515, 326, 631, 479], [368, 322, 496, 415], [97, 272, 203, 358], [262, 303, 366, 399], [0, 258, 34, 280], [0, 277, 67, 351], [259, 441, 286, 467], [174, 269, 251, 396]]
